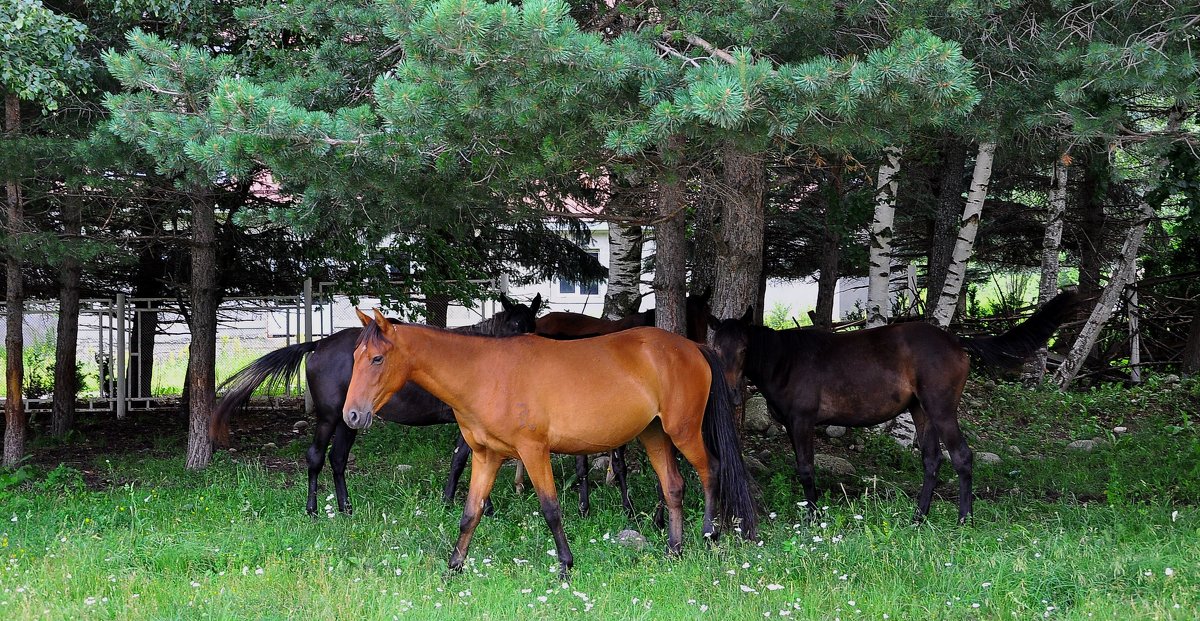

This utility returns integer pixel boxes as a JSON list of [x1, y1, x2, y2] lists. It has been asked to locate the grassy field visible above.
[[2, 376, 1199, 619]]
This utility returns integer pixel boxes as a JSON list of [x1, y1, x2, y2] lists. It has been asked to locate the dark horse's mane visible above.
[[356, 316, 526, 350]]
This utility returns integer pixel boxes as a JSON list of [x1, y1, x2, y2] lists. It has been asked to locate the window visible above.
[[559, 250, 600, 295]]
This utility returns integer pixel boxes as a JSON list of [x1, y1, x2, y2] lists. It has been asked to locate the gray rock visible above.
[[615, 529, 648, 550], [765, 423, 787, 438], [1164, 374, 1181, 385], [293, 420, 310, 433], [743, 396, 774, 433], [1113, 426, 1128, 434], [590, 456, 610, 479], [1067, 439, 1098, 452], [744, 455, 769, 476], [977, 452, 1002, 465], [1008, 445, 1022, 456], [814, 454, 856, 476], [825, 425, 847, 438], [262, 442, 277, 450], [396, 464, 413, 473]]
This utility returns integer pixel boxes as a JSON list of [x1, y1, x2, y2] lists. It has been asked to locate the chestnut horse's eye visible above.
[[371, 355, 384, 365]]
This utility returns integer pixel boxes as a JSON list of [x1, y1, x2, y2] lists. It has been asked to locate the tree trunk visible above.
[[930, 142, 998, 328], [1053, 202, 1155, 389], [1029, 153, 1070, 382], [866, 146, 902, 328], [925, 137, 969, 316], [712, 144, 766, 323], [425, 295, 449, 328], [813, 195, 841, 329], [602, 222, 644, 319], [1183, 303, 1200, 376], [653, 140, 688, 336], [690, 193, 719, 297], [51, 199, 82, 437], [184, 191, 218, 470], [3, 92, 25, 467], [1078, 157, 1107, 296]]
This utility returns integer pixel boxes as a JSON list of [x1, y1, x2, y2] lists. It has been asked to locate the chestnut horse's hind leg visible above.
[[610, 445, 634, 519], [329, 423, 358, 514], [305, 417, 337, 516], [665, 431, 717, 542], [448, 447, 503, 574], [639, 422, 687, 553], [518, 446, 575, 581]]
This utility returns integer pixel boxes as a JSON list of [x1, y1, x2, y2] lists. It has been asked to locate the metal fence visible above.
[[0, 278, 502, 414]]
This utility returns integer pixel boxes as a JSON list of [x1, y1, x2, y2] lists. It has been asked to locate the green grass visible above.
[[3, 377, 1199, 619]]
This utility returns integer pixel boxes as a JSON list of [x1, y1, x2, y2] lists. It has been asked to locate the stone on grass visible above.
[[1113, 426, 1128, 434], [1067, 439, 1098, 452], [590, 456, 610, 480], [814, 454, 856, 476], [743, 455, 768, 476], [293, 420, 309, 433], [616, 529, 648, 550], [1008, 445, 1022, 456], [825, 425, 847, 438], [396, 464, 413, 473], [765, 423, 787, 438], [743, 396, 774, 433], [262, 442, 277, 450], [977, 452, 1001, 465]]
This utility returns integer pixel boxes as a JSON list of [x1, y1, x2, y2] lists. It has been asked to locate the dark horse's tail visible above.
[[699, 346, 759, 540], [961, 291, 1084, 368], [209, 340, 319, 446]]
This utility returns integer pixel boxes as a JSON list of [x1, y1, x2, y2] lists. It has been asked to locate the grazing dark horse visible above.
[[209, 295, 541, 516], [531, 290, 713, 518], [709, 291, 1081, 524], [344, 310, 757, 580]]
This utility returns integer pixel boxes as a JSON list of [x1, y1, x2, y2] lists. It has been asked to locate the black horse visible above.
[[710, 291, 1082, 523], [210, 295, 541, 516]]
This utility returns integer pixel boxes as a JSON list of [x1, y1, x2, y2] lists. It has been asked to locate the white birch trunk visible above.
[[866, 146, 902, 328], [930, 141, 997, 328], [1053, 202, 1156, 389], [1029, 153, 1070, 381], [602, 222, 644, 319]]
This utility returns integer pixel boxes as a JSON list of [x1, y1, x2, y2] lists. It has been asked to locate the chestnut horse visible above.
[[710, 291, 1081, 524], [210, 295, 540, 516], [530, 290, 713, 518], [344, 309, 756, 580]]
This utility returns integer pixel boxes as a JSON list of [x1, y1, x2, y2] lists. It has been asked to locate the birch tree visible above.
[[602, 221, 644, 320], [929, 141, 997, 328], [866, 146, 902, 328], [1028, 152, 1071, 381]]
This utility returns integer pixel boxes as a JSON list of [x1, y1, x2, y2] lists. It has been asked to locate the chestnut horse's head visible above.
[[708, 306, 754, 395], [343, 308, 411, 430]]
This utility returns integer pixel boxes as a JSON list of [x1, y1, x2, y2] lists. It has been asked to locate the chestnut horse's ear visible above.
[[355, 308, 372, 327], [740, 306, 754, 324], [500, 294, 516, 312], [371, 308, 392, 332], [707, 313, 722, 330], [531, 293, 543, 314]]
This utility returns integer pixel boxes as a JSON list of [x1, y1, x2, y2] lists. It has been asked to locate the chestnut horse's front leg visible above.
[[448, 447, 502, 573], [518, 445, 574, 581]]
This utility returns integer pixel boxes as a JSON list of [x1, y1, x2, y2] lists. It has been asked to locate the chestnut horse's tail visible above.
[[699, 346, 759, 540], [961, 290, 1084, 369], [209, 340, 319, 446]]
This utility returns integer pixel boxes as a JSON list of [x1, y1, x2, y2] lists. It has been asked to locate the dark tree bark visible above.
[[51, 199, 82, 437], [1078, 156, 1107, 296], [925, 136, 968, 316], [425, 295, 449, 328], [1184, 303, 1200, 376], [184, 190, 218, 470], [4, 92, 26, 467], [814, 228, 840, 329], [690, 193, 719, 297], [653, 139, 688, 336], [712, 144, 766, 322]]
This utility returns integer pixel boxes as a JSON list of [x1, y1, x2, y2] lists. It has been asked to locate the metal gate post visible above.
[[303, 277, 313, 343], [115, 293, 127, 419]]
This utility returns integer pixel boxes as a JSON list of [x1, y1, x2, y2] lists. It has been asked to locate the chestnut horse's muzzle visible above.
[[344, 408, 373, 430]]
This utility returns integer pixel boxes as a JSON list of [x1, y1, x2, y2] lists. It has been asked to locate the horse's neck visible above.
[[396, 326, 493, 415]]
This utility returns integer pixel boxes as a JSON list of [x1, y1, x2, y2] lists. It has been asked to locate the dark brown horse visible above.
[[709, 291, 1081, 524], [530, 290, 713, 518], [344, 310, 756, 580], [209, 295, 540, 516]]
